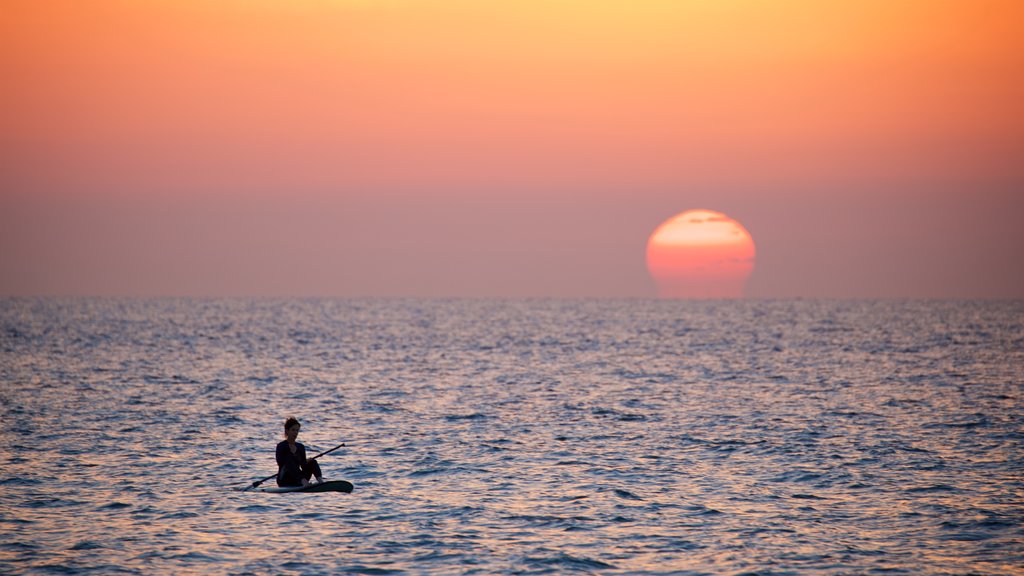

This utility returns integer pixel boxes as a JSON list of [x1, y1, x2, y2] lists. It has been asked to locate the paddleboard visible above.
[[259, 480, 354, 494]]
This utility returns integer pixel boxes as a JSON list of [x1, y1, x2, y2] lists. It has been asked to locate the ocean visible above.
[[1, 298, 1021, 575]]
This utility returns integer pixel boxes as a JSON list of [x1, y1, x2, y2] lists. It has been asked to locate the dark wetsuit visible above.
[[276, 441, 323, 487]]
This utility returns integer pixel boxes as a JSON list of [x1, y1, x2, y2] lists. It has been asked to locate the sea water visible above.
[[0, 298, 1021, 575]]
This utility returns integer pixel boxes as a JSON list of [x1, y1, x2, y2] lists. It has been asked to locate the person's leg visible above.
[[278, 468, 301, 487], [301, 459, 324, 483]]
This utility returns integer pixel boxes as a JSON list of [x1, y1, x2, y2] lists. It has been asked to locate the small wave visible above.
[[677, 434, 767, 450], [769, 470, 824, 483], [444, 413, 487, 421], [171, 551, 223, 562], [611, 488, 643, 501], [213, 413, 244, 425], [555, 460, 586, 466], [523, 552, 616, 571], [939, 516, 1014, 540], [0, 541, 39, 552], [654, 538, 704, 551], [504, 514, 593, 529], [935, 531, 996, 542], [904, 484, 959, 494], [589, 407, 648, 422], [683, 504, 722, 516], [27, 497, 85, 509], [294, 512, 328, 520], [412, 550, 467, 562], [235, 504, 275, 513], [617, 413, 647, 422], [925, 417, 991, 429], [334, 566, 404, 575], [613, 369, 678, 383], [364, 401, 402, 413], [407, 468, 449, 477], [158, 511, 199, 520]]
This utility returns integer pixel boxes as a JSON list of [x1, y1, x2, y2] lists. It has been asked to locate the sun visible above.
[[646, 209, 756, 298]]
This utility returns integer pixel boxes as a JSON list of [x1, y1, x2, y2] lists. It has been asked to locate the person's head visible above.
[[284, 417, 300, 441]]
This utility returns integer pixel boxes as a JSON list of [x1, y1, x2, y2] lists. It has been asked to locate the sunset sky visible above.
[[2, 0, 1022, 298]]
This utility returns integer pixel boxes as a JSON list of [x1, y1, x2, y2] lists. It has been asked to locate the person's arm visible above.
[[297, 444, 311, 485]]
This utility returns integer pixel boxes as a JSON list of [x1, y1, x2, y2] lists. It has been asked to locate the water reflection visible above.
[[0, 298, 1021, 574]]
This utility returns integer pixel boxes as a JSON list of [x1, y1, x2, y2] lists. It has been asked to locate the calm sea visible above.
[[1, 299, 1021, 575]]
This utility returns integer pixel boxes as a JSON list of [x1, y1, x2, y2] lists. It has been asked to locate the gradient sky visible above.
[[2, 0, 1022, 298]]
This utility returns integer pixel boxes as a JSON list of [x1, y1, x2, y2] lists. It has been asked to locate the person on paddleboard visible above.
[[276, 417, 324, 487]]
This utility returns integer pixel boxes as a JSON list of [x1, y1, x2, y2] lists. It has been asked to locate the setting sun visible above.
[[646, 209, 756, 298]]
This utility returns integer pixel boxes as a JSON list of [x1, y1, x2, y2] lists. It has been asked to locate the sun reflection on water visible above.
[[0, 299, 1020, 574]]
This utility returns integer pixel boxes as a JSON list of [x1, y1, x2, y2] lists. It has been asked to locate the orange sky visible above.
[[2, 0, 1022, 297]]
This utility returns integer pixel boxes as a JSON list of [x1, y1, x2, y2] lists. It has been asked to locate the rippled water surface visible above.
[[1, 299, 1022, 575]]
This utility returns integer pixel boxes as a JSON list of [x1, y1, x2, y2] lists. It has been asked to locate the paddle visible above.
[[241, 442, 346, 491]]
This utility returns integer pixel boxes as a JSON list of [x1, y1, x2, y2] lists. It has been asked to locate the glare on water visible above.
[[1, 299, 1021, 574]]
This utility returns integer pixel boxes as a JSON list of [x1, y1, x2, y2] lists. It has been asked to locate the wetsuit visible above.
[[275, 440, 323, 487]]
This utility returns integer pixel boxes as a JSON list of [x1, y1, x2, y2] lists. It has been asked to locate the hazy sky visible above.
[[2, 0, 1022, 298]]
